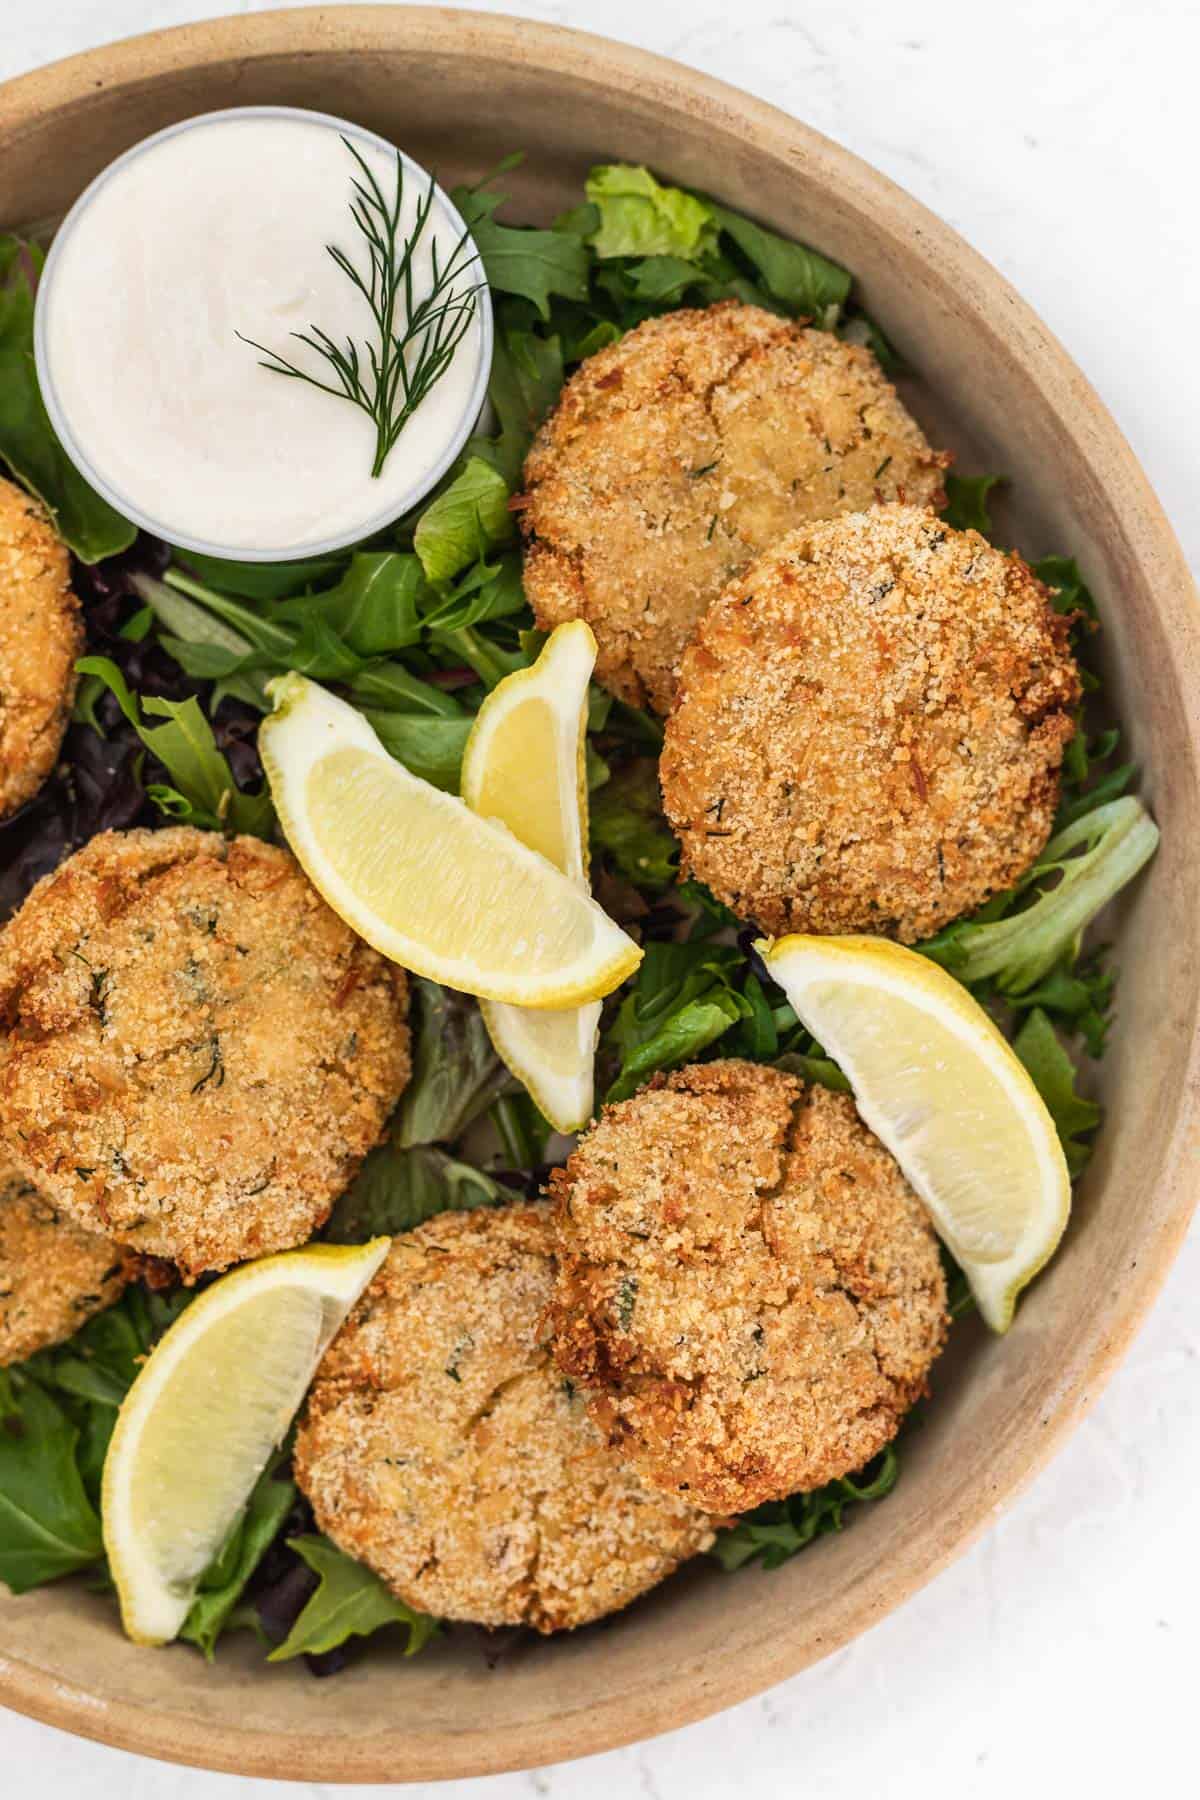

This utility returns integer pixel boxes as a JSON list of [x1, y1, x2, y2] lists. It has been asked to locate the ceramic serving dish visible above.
[[0, 6, 1197, 1782]]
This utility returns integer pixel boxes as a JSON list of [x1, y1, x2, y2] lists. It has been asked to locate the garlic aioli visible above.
[[35, 109, 491, 559]]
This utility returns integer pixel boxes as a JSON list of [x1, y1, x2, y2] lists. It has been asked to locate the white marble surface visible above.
[[2, 1, 1198, 1792]]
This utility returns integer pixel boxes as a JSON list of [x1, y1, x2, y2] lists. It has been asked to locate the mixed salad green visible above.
[[0, 159, 1155, 1669]]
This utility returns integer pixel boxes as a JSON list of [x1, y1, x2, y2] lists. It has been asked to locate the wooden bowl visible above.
[[1, 6, 1197, 1782]]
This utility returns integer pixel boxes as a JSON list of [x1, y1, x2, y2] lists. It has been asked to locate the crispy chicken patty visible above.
[[0, 828, 411, 1278], [0, 476, 83, 820], [0, 1155, 128, 1365], [520, 302, 948, 713], [660, 505, 1081, 941], [295, 1204, 715, 1632], [549, 1061, 947, 1515]]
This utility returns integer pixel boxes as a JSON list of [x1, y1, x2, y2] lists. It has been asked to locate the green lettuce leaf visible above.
[[267, 1536, 438, 1662], [586, 165, 719, 263], [413, 457, 514, 587], [920, 797, 1158, 997], [942, 472, 1004, 535], [0, 238, 135, 562]]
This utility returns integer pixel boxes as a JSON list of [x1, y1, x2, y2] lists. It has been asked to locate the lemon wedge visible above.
[[461, 622, 601, 1131], [103, 1239, 389, 1645], [761, 934, 1071, 1332], [260, 674, 641, 1008]]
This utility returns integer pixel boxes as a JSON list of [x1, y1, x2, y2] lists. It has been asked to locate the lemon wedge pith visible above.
[[259, 674, 640, 1009], [103, 1239, 389, 1645], [461, 621, 601, 1131], [761, 934, 1071, 1332]]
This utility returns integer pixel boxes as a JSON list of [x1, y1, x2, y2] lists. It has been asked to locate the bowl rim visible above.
[[1, 4, 1198, 1783]]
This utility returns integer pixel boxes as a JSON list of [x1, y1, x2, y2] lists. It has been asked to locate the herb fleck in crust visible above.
[[0, 827, 411, 1278], [0, 476, 83, 820], [519, 301, 948, 713], [660, 504, 1081, 941], [549, 1060, 948, 1516], [295, 1203, 715, 1632], [0, 1155, 129, 1365]]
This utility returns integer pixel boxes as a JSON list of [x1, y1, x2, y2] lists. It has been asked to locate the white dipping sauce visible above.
[[36, 109, 491, 558]]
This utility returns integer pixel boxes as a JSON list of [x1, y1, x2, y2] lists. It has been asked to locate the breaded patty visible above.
[[0, 476, 83, 819], [549, 1061, 947, 1515], [0, 1155, 128, 1365], [520, 302, 947, 713], [295, 1203, 715, 1633], [0, 827, 411, 1279], [661, 505, 1081, 941]]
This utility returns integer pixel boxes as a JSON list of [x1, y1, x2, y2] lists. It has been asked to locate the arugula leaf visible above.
[[840, 310, 904, 374], [1008, 949, 1114, 1058], [920, 797, 1158, 996], [473, 320, 565, 483], [605, 940, 749, 1102], [1034, 553, 1099, 622], [268, 1536, 438, 1662], [360, 712, 473, 792], [75, 656, 274, 837], [773, 1051, 852, 1093], [133, 574, 269, 711], [413, 457, 514, 587], [276, 553, 428, 655], [713, 1446, 899, 1571], [709, 203, 851, 325], [177, 551, 347, 600], [0, 1369, 103, 1591], [0, 238, 135, 562], [453, 184, 589, 321], [1013, 1007, 1101, 1175], [585, 165, 719, 263], [942, 472, 1004, 535], [326, 1144, 505, 1243], [180, 1458, 297, 1659], [394, 978, 514, 1146], [589, 760, 678, 892], [420, 553, 527, 635]]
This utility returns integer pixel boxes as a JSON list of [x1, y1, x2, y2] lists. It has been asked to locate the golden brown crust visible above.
[[0, 476, 82, 819], [294, 1203, 715, 1633], [0, 827, 411, 1278], [0, 1155, 128, 1365], [520, 303, 948, 713], [549, 1060, 947, 1515], [660, 504, 1081, 941]]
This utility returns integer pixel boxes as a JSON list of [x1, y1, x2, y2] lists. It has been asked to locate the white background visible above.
[[2, 1, 1198, 1794]]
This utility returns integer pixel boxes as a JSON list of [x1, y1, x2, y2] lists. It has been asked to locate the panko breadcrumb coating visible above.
[[0, 476, 83, 819], [0, 1155, 128, 1365], [0, 827, 411, 1279], [520, 302, 948, 712], [549, 1061, 947, 1516], [661, 504, 1081, 941], [295, 1203, 715, 1633]]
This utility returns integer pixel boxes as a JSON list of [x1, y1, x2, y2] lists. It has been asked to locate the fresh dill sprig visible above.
[[237, 139, 480, 478]]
